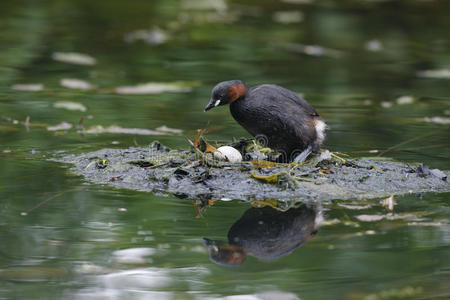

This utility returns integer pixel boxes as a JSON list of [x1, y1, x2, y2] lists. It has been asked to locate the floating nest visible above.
[[53, 137, 449, 204]]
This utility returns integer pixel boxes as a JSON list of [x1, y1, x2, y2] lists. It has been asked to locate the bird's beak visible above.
[[204, 99, 220, 112], [203, 238, 213, 246]]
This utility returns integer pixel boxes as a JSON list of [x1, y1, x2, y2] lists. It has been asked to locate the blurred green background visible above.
[[0, 0, 449, 299]]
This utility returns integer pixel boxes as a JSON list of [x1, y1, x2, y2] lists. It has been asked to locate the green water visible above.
[[0, 0, 449, 299]]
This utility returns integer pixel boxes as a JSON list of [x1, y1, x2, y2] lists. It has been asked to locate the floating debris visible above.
[[85, 125, 184, 136], [47, 122, 73, 131], [418, 116, 450, 125], [60, 78, 93, 90], [338, 203, 372, 210], [417, 68, 450, 79], [396, 95, 414, 105], [356, 214, 385, 222], [124, 27, 168, 45], [11, 83, 44, 92], [181, 0, 228, 12], [154, 125, 183, 135], [364, 39, 383, 52], [85, 125, 165, 136], [52, 52, 96, 66], [281, 0, 313, 4], [381, 195, 395, 212], [408, 221, 447, 227], [380, 101, 393, 108], [112, 248, 155, 264], [74, 263, 107, 275], [115, 82, 193, 95], [0, 125, 19, 132], [363, 286, 423, 299], [273, 11, 303, 24], [286, 43, 342, 58], [53, 101, 87, 112]]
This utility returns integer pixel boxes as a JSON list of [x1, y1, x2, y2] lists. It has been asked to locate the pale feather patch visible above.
[[214, 100, 221, 107], [315, 119, 327, 144]]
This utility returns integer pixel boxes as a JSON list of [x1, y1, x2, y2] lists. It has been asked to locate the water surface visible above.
[[0, 0, 449, 299]]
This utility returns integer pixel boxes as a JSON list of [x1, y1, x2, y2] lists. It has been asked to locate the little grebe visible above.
[[204, 80, 327, 162]]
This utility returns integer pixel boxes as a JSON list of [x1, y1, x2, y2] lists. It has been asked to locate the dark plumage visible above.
[[204, 80, 327, 162]]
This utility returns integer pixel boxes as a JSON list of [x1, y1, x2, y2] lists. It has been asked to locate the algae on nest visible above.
[[53, 141, 450, 203]]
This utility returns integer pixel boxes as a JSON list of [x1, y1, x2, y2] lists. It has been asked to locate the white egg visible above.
[[213, 146, 242, 163]]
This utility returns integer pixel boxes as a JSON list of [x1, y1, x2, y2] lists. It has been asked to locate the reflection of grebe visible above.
[[204, 204, 320, 266]]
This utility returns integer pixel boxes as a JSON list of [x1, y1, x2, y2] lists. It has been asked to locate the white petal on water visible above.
[[99, 268, 171, 290], [85, 125, 184, 136], [338, 203, 372, 210], [221, 296, 260, 300], [273, 11, 304, 24], [396, 95, 414, 105], [281, 0, 313, 3], [60, 78, 93, 90], [53, 101, 87, 112], [408, 221, 447, 227], [52, 52, 96, 66], [47, 122, 73, 131], [181, 0, 228, 12], [85, 125, 165, 135], [356, 214, 385, 222], [124, 27, 168, 45], [11, 84, 44, 92], [112, 248, 155, 264], [381, 195, 395, 212], [381, 101, 393, 108], [115, 82, 192, 95], [155, 125, 183, 134], [417, 68, 450, 79], [365, 39, 383, 52], [418, 116, 450, 125], [286, 43, 342, 58], [74, 263, 107, 275]]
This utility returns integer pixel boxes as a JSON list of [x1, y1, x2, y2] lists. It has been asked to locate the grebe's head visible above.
[[204, 80, 247, 112], [203, 238, 247, 266]]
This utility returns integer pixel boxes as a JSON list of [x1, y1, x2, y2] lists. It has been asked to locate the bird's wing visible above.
[[251, 84, 319, 117]]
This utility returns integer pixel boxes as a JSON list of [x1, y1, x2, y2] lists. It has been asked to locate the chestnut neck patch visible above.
[[227, 83, 247, 103]]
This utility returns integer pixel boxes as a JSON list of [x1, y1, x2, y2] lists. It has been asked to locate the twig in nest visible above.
[[331, 152, 346, 162]]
